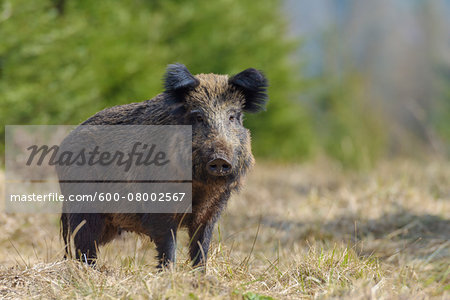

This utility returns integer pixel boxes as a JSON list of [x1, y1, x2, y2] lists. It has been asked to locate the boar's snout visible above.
[[206, 157, 232, 176]]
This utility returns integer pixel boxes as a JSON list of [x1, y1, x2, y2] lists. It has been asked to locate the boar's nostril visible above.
[[207, 158, 232, 176], [222, 163, 230, 171]]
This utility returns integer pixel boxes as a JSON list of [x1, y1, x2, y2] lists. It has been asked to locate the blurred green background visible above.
[[1, 0, 449, 168]]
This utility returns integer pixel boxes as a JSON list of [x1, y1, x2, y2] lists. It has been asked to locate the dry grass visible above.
[[0, 159, 449, 299]]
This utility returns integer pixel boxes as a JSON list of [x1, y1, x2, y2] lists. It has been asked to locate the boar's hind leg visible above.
[[70, 213, 105, 265], [188, 220, 215, 268]]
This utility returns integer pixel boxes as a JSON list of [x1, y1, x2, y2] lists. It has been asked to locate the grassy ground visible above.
[[0, 159, 449, 299]]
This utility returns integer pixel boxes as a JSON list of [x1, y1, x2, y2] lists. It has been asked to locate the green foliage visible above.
[[313, 74, 387, 168], [243, 291, 274, 300], [432, 67, 450, 155], [5, 0, 444, 167], [0, 0, 314, 162]]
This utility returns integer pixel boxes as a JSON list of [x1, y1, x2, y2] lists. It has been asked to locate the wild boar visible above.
[[60, 63, 268, 269]]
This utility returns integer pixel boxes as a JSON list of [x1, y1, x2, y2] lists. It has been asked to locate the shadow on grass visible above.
[[240, 208, 450, 261]]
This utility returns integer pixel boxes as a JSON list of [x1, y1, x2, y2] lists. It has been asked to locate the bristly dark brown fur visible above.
[[229, 68, 268, 113], [59, 64, 268, 269]]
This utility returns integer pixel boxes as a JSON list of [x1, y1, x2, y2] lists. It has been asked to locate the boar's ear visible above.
[[164, 63, 200, 93], [229, 68, 268, 113]]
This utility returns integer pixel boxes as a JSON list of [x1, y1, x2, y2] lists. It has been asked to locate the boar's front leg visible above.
[[141, 215, 177, 269], [188, 220, 216, 268], [153, 230, 177, 269]]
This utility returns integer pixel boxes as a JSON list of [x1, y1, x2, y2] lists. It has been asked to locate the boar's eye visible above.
[[229, 112, 243, 125], [196, 115, 204, 123], [190, 109, 205, 124]]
